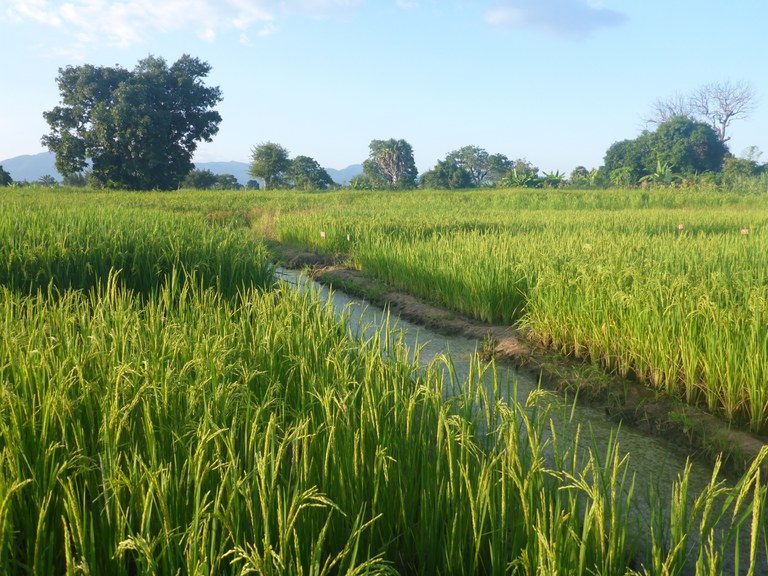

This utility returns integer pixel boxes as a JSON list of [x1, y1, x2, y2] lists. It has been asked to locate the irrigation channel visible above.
[[276, 267, 765, 575]]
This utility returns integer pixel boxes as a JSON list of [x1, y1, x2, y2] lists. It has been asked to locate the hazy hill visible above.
[[0, 152, 363, 186], [324, 164, 364, 185], [194, 161, 251, 185], [0, 152, 59, 183], [193, 161, 363, 186]]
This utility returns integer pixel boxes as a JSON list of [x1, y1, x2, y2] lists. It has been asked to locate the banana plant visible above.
[[542, 170, 566, 189], [502, 168, 542, 188], [640, 159, 682, 186]]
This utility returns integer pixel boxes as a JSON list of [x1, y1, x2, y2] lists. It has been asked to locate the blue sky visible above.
[[1, 0, 766, 174]]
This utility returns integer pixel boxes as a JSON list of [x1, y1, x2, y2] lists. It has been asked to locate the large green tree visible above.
[[42, 55, 222, 190], [446, 145, 489, 187], [486, 153, 513, 183], [180, 170, 241, 190], [444, 146, 511, 187], [0, 165, 12, 186], [182, 169, 219, 190], [213, 174, 242, 190], [602, 116, 727, 185], [420, 159, 472, 189], [652, 115, 727, 174], [249, 142, 291, 190], [286, 156, 335, 190], [602, 134, 654, 184], [364, 139, 418, 189], [424, 146, 511, 189]]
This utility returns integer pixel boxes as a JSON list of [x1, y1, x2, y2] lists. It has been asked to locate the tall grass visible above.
[[1, 187, 766, 574], [267, 188, 768, 433], [0, 202, 273, 296], [2, 270, 765, 574]]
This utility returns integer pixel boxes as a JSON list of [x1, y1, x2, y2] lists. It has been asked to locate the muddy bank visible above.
[[271, 243, 768, 477]]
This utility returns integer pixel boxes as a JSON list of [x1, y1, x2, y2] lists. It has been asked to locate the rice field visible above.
[[268, 187, 768, 435], [0, 187, 766, 574]]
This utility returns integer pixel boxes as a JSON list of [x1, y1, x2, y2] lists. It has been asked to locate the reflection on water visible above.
[[276, 268, 764, 574]]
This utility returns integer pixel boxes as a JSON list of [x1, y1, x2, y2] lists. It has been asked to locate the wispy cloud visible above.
[[281, 0, 363, 17], [1, 0, 360, 48], [486, 0, 627, 39]]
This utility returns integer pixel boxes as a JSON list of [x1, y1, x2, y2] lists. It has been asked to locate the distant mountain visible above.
[[0, 152, 363, 186], [194, 161, 251, 185], [0, 152, 60, 183], [325, 164, 363, 185], [194, 161, 363, 186]]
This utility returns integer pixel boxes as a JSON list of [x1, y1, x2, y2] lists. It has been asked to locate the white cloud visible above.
[[228, 0, 274, 30], [281, 0, 363, 12], [257, 22, 278, 36], [199, 28, 216, 42], [486, 0, 627, 39], [4, 0, 63, 25], [2, 0, 359, 48]]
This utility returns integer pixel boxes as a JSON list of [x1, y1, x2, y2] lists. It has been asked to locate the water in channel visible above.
[[276, 267, 765, 574]]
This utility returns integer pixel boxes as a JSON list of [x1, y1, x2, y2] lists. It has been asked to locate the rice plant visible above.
[[266, 187, 768, 433], [1, 186, 766, 574], [3, 272, 764, 574], [0, 202, 274, 297]]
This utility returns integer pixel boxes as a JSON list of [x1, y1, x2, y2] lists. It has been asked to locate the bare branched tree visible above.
[[645, 80, 756, 143], [646, 92, 690, 125], [690, 80, 756, 142]]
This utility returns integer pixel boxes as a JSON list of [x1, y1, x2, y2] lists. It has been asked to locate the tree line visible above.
[[20, 54, 763, 192]]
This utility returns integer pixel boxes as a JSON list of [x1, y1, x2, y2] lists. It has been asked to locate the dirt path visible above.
[[271, 243, 768, 477]]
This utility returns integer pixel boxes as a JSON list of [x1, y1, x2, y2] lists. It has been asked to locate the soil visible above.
[[270, 243, 768, 478]]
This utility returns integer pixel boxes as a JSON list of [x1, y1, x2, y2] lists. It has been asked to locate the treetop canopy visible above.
[[42, 54, 222, 191]]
